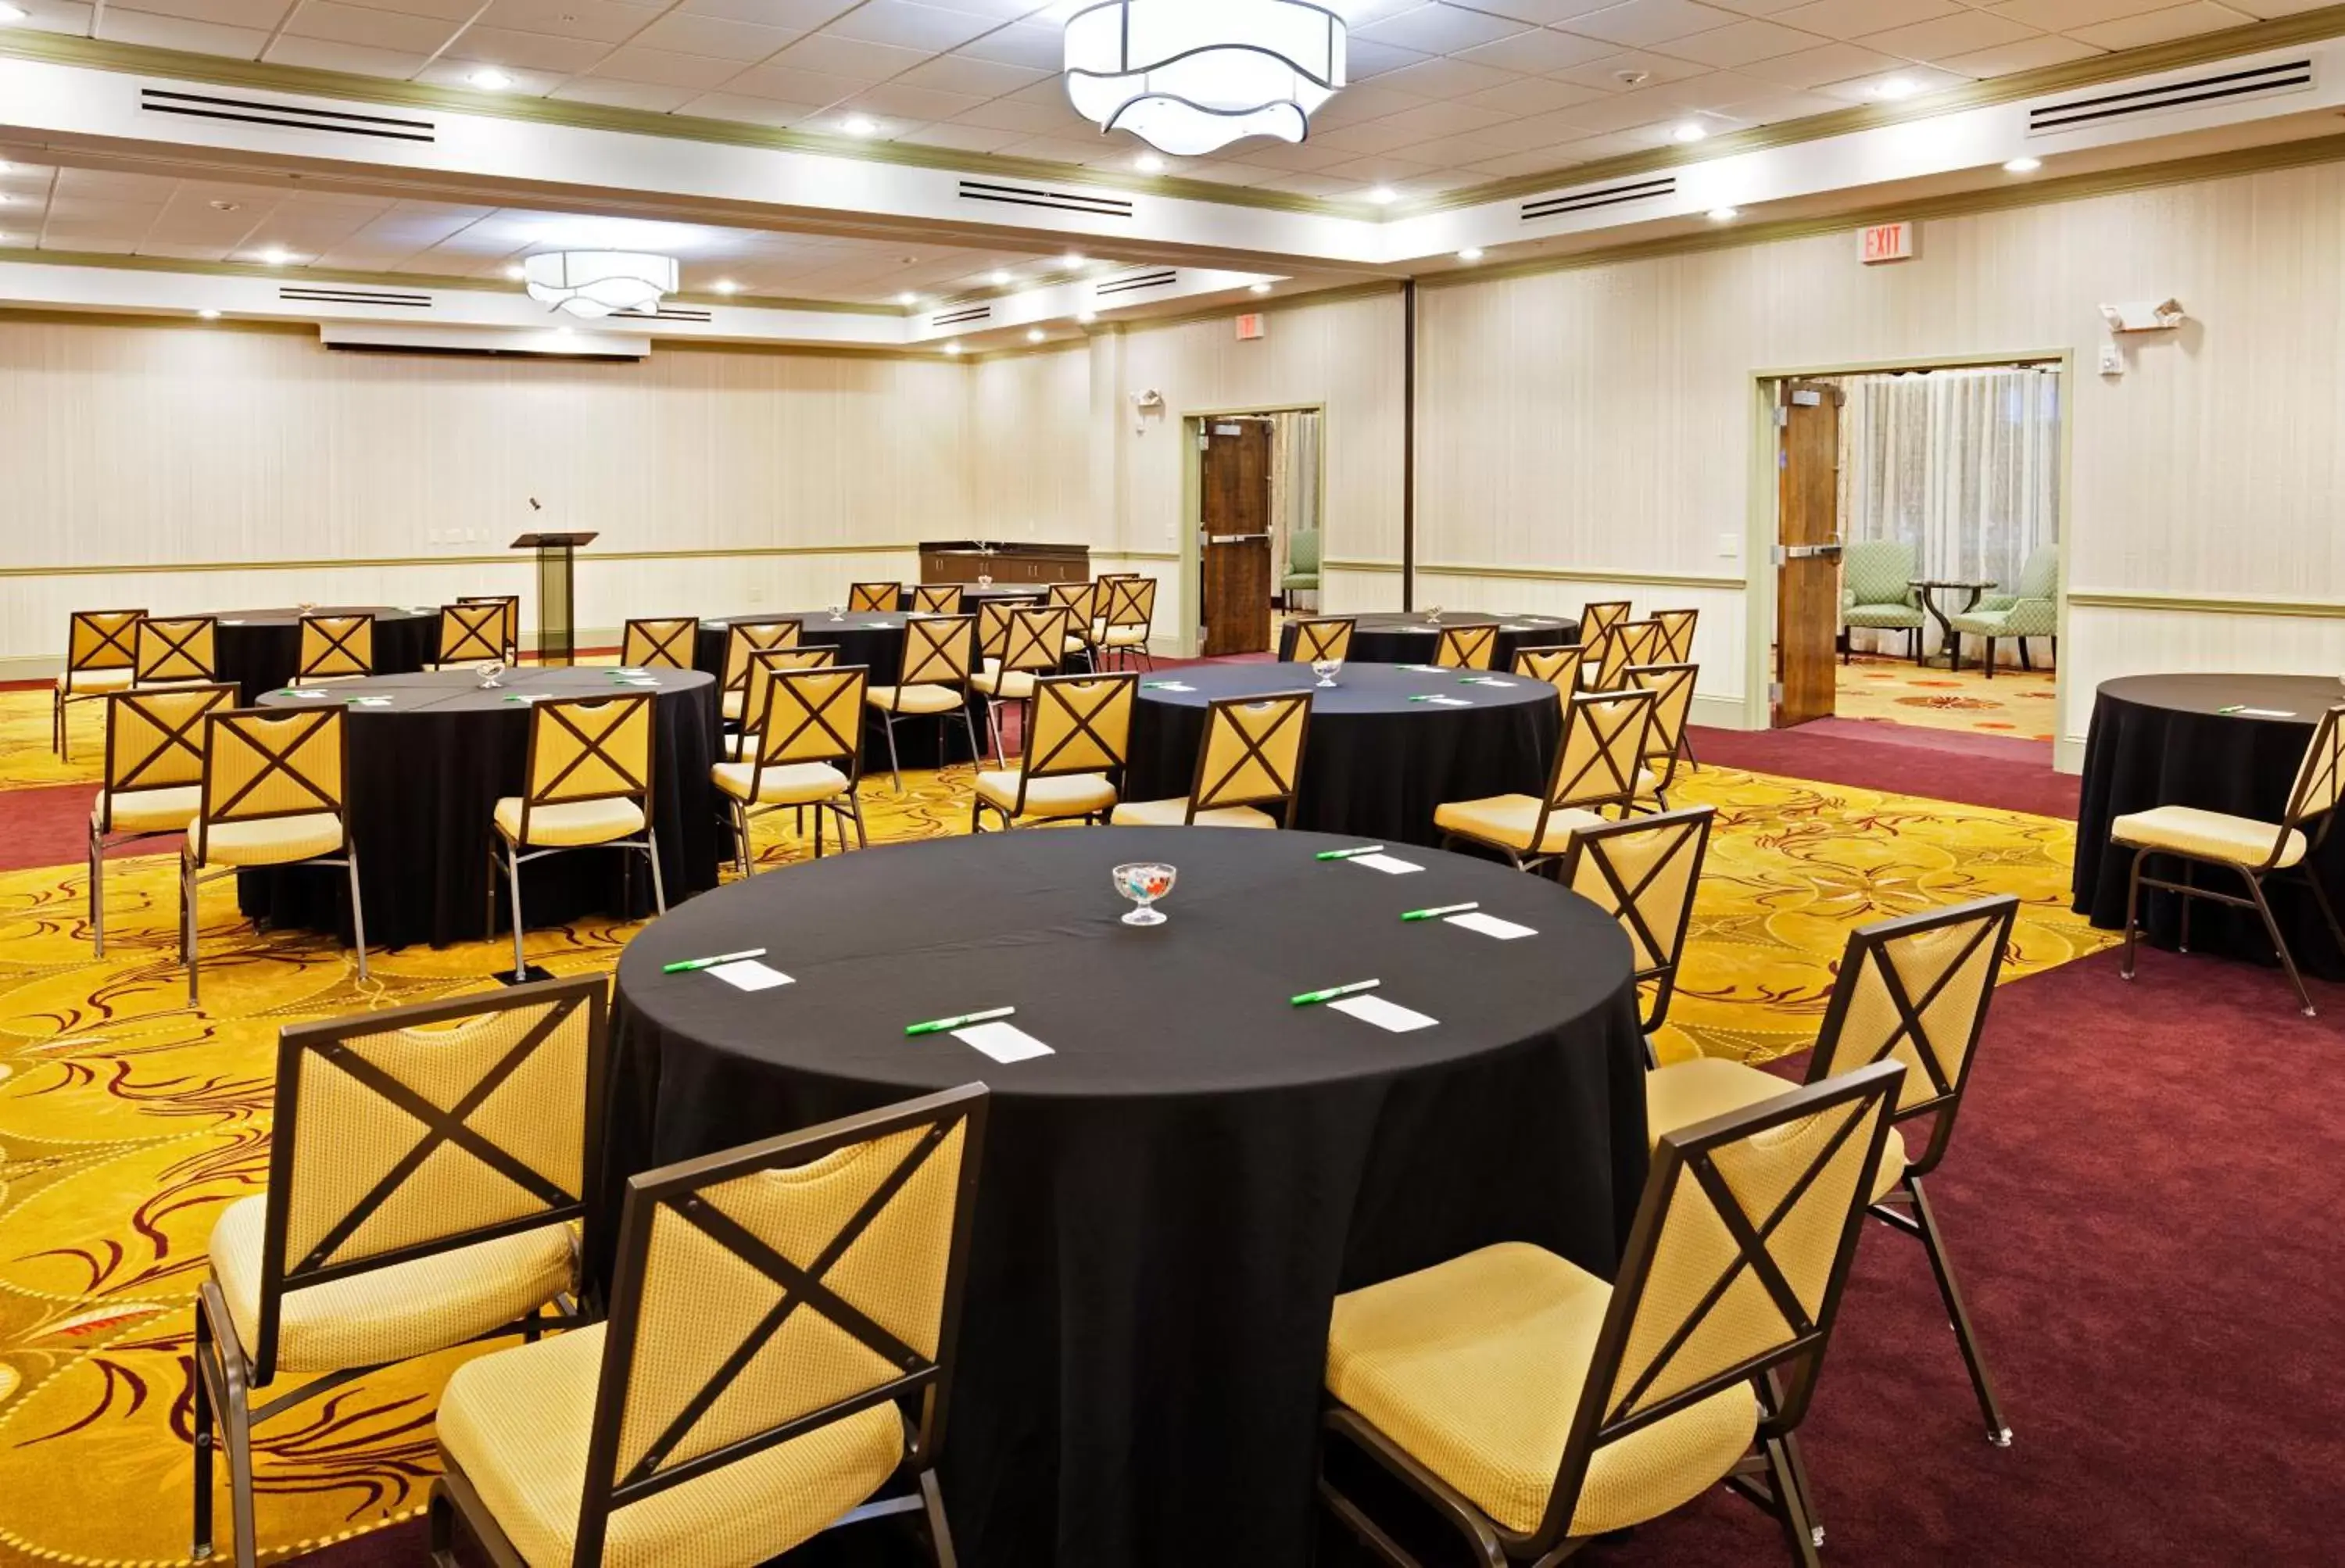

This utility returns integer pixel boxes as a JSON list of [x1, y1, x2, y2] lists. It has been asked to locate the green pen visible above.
[[1292, 979, 1380, 1006], [905, 1005, 1015, 1036], [1316, 844, 1386, 861], [1402, 902, 1480, 922], [2216, 704, 2245, 714], [661, 947, 767, 974]]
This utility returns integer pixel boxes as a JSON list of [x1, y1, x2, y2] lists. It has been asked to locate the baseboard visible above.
[[1690, 693, 1755, 732]]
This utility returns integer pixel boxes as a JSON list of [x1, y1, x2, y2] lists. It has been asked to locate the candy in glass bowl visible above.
[[1112, 861, 1177, 926]]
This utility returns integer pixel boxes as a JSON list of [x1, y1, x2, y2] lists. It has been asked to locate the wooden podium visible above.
[[510, 532, 596, 665]]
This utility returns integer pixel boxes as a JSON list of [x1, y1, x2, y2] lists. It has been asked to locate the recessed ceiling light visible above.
[[1134, 153, 1165, 174], [255, 245, 291, 265], [843, 115, 879, 136], [0, 3, 29, 20], [1456, 246, 1483, 262], [897, 291, 919, 307], [943, 341, 963, 355], [2003, 156, 2042, 174], [1671, 120, 1706, 144], [1026, 328, 1044, 343], [554, 325, 574, 337], [1366, 185, 1397, 205], [198, 308, 221, 320], [467, 67, 513, 91], [711, 278, 739, 294], [1062, 251, 1085, 268], [503, 263, 524, 280], [1248, 281, 1272, 295], [989, 269, 1012, 286], [1874, 76, 1921, 101], [1706, 206, 1738, 222]]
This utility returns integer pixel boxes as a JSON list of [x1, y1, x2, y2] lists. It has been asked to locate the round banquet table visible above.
[[905, 583, 1046, 610], [606, 826, 1647, 1568], [692, 610, 986, 770], [1124, 661, 1562, 847], [209, 605, 436, 703], [239, 667, 722, 950], [2073, 673, 2345, 979], [1276, 610, 1578, 670]]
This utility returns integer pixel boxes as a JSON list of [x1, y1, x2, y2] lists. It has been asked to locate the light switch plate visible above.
[[2098, 345, 2125, 377]]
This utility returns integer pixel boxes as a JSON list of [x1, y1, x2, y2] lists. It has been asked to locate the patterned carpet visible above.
[[0, 685, 2113, 1566], [1837, 652, 2059, 742]]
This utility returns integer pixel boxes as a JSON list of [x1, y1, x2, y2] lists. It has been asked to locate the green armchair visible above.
[[1950, 543, 2058, 677], [1839, 539, 1924, 664], [1281, 528, 1320, 611]]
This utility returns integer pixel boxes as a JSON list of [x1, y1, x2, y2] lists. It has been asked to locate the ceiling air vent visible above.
[[2028, 59, 2313, 136], [957, 179, 1133, 218], [278, 284, 433, 309], [1520, 174, 1677, 224], [617, 304, 715, 324], [1094, 269, 1176, 298], [932, 304, 990, 328], [140, 88, 437, 143]]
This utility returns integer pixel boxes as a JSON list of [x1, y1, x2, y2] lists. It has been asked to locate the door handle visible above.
[[1208, 533, 1270, 544], [1781, 543, 1843, 560]]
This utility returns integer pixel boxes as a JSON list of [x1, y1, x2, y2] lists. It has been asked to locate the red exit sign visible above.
[[1235, 312, 1266, 341], [1860, 221, 1915, 264]]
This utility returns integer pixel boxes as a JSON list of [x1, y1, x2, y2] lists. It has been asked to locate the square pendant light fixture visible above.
[[1063, 0, 1347, 156]]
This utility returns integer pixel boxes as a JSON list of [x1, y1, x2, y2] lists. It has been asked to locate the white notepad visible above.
[[1498, 623, 1538, 631], [1398, 664, 1445, 674], [954, 1020, 1054, 1062], [1148, 681, 1198, 693], [1416, 695, 1473, 707], [284, 689, 329, 699], [1464, 678, 1516, 688], [707, 959, 793, 991], [348, 696, 393, 707], [1349, 853, 1423, 875], [1447, 911, 1538, 940], [1330, 994, 1438, 1033]]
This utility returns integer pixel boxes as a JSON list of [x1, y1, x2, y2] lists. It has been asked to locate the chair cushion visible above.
[[1644, 1058, 1906, 1206], [494, 797, 647, 848], [1280, 572, 1320, 592], [712, 761, 849, 806], [1947, 608, 2013, 634], [866, 684, 961, 715], [59, 667, 134, 693], [1433, 797, 1606, 855], [1101, 627, 1149, 648], [1110, 798, 1277, 829], [1061, 637, 1093, 657], [2111, 805, 2304, 870], [437, 1321, 903, 1568], [1326, 1241, 1760, 1538], [207, 1194, 575, 1376], [970, 668, 1036, 700], [1842, 604, 1924, 629], [975, 769, 1116, 819], [192, 812, 345, 867], [721, 690, 746, 721], [95, 784, 200, 835]]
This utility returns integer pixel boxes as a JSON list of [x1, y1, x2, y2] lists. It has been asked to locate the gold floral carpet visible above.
[[1837, 653, 2059, 742], [0, 687, 2112, 1566]]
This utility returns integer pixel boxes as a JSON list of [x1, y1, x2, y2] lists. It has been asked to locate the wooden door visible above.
[[1201, 419, 1273, 655], [1774, 379, 1844, 727]]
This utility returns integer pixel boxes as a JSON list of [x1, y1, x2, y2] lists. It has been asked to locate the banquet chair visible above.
[[973, 672, 1136, 832], [720, 620, 801, 724], [1557, 805, 1713, 1067], [135, 614, 220, 689], [1578, 600, 1631, 647], [1112, 689, 1314, 829], [193, 977, 607, 1568], [296, 612, 374, 684], [1949, 544, 2058, 676], [88, 682, 237, 956], [1642, 896, 2021, 1447], [181, 707, 367, 1004], [1627, 663, 1699, 807], [1591, 619, 1664, 691], [1652, 607, 1699, 665], [1292, 618, 1356, 664], [1838, 541, 1924, 664], [717, 664, 869, 871], [428, 1083, 989, 1568], [1512, 643, 1585, 693], [911, 583, 965, 614], [435, 602, 509, 668], [619, 617, 696, 671], [460, 595, 522, 663], [971, 606, 1072, 766], [2113, 702, 2345, 1017], [489, 693, 663, 984], [866, 613, 981, 793], [848, 581, 900, 613], [1434, 622, 1498, 671], [1434, 689, 1656, 876], [727, 646, 838, 763], [52, 607, 145, 760], [1319, 1060, 1906, 1568], [1097, 575, 1158, 671], [1049, 581, 1102, 669]]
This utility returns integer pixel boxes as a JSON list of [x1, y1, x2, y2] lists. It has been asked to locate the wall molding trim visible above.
[[2068, 589, 2345, 619], [1335, 558, 1746, 590], [0, 542, 915, 579]]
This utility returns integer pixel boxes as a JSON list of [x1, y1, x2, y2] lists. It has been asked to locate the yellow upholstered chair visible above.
[[867, 613, 980, 791], [52, 607, 146, 759], [135, 614, 220, 688], [193, 978, 607, 1568], [973, 672, 1136, 831], [181, 707, 365, 1004], [1112, 689, 1314, 829], [436, 602, 509, 668], [1096, 575, 1158, 671], [1591, 618, 1664, 691], [1048, 581, 1102, 668], [296, 612, 374, 684], [620, 618, 696, 671], [971, 606, 1072, 766], [459, 595, 522, 662], [974, 597, 1015, 670], [1319, 1061, 1906, 1568], [1652, 607, 1699, 664], [1292, 617, 1355, 664], [729, 645, 837, 763], [1642, 895, 2021, 1446], [1434, 621, 1498, 671], [715, 663, 869, 871], [2113, 703, 2345, 1016], [1627, 662, 1699, 807], [490, 693, 663, 983], [88, 682, 237, 955], [1434, 688, 1655, 875], [848, 581, 900, 613], [429, 1083, 990, 1568], [911, 582, 965, 614], [1579, 600, 1631, 646], [1511, 643, 1585, 693], [1557, 805, 1713, 1064], [719, 620, 801, 724]]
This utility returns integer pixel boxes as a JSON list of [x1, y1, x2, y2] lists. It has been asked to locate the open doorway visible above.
[[1760, 357, 2068, 751], [1187, 406, 1323, 657]]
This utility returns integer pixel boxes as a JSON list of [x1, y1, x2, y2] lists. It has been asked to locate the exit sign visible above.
[[1860, 221, 1915, 264], [1235, 312, 1266, 341]]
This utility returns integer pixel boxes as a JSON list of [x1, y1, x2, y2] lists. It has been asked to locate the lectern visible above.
[[510, 532, 597, 666]]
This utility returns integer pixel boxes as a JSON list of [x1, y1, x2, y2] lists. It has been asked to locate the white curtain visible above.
[[1267, 409, 1322, 586], [1836, 366, 2060, 591]]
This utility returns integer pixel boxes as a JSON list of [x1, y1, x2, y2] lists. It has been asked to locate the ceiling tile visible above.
[[676, 89, 824, 121], [98, 9, 270, 53], [1309, 116, 1445, 153], [1355, 4, 1534, 54], [1229, 137, 1363, 170], [588, 44, 747, 85], [768, 30, 935, 81], [1345, 39, 1435, 77], [1933, 32, 2102, 74], [837, 81, 990, 118], [896, 119, 1031, 151], [1433, 102, 1595, 149], [1450, 26, 1618, 71], [415, 59, 564, 90], [1292, 81, 1432, 127], [280, 1, 456, 52], [950, 96, 1085, 131], [718, 60, 868, 99], [1735, 38, 1906, 87], [950, 21, 1062, 66], [444, 26, 613, 71], [1464, 144, 1592, 176], [679, 0, 856, 24], [1654, 16, 1823, 63], [1773, 0, 1959, 38], [261, 35, 436, 72], [1859, 10, 2041, 59], [345, 0, 480, 22], [1372, 55, 1526, 97], [824, 0, 999, 51], [109, 0, 291, 28], [628, 11, 800, 58], [476, 0, 664, 41], [1563, 0, 1748, 47], [1811, 60, 1969, 99], [1985, 0, 2167, 26], [1373, 98, 1517, 135], [897, 52, 1051, 94], [1459, 73, 1607, 113], [553, 77, 706, 108], [2068, 0, 2256, 47], [1547, 47, 1713, 88]]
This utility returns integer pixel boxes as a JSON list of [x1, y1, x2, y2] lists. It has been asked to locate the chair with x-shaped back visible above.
[[136, 614, 220, 689], [730, 645, 838, 763], [297, 613, 375, 683], [53, 607, 147, 759], [848, 581, 900, 613], [1652, 607, 1699, 664], [459, 595, 522, 662], [973, 671, 1136, 831], [1512, 643, 1586, 693], [1113, 689, 1314, 829], [1592, 619, 1666, 691], [1579, 600, 1632, 647], [715, 662, 869, 872], [1291, 618, 1355, 665], [90, 682, 237, 954], [621, 618, 697, 671], [719, 620, 802, 724], [866, 614, 981, 791], [970, 606, 1072, 765], [193, 977, 607, 1568], [436, 602, 509, 668], [489, 693, 662, 983], [1559, 805, 1713, 1067], [1627, 662, 1699, 807], [1435, 688, 1655, 875], [1095, 576, 1158, 671], [1434, 621, 1498, 671], [429, 1083, 990, 1568], [1048, 581, 1102, 668], [911, 583, 965, 614]]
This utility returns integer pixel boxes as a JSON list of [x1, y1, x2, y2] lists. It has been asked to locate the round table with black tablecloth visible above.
[[606, 825, 1646, 1568], [242, 668, 722, 949], [210, 606, 438, 703], [693, 611, 986, 770], [1124, 661, 1561, 847], [1276, 610, 1578, 670], [2073, 673, 2345, 979]]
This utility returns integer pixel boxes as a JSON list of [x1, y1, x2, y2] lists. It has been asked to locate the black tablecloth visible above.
[[693, 611, 984, 769], [904, 585, 1045, 610], [1276, 611, 1578, 670], [2074, 673, 2345, 979], [212, 606, 437, 703], [1125, 662, 1561, 847], [241, 668, 722, 949], [608, 826, 1645, 1568]]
